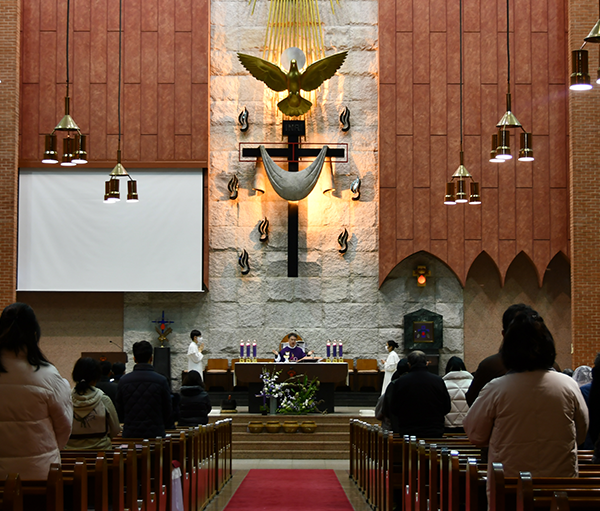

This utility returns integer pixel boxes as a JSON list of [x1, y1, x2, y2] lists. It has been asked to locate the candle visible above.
[[339, 342, 343, 358], [333, 342, 337, 358], [240, 341, 244, 358], [246, 341, 251, 358], [326, 341, 331, 358], [253, 341, 257, 358]]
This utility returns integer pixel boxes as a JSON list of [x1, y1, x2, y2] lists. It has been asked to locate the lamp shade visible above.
[[127, 180, 139, 202], [61, 137, 76, 166], [518, 132, 534, 162], [570, 49, 593, 91], [469, 182, 481, 204], [496, 129, 512, 160], [489, 134, 505, 163], [42, 134, 59, 164], [444, 182, 456, 205], [72, 134, 88, 164], [455, 178, 468, 203]]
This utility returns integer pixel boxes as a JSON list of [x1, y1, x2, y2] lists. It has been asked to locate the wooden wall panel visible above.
[[380, 0, 568, 287], [20, 0, 209, 168]]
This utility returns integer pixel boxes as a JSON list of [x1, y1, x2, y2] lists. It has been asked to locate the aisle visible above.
[[223, 469, 355, 510]]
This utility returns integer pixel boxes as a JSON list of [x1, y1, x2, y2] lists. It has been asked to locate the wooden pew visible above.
[[0, 474, 22, 511], [518, 471, 600, 511]]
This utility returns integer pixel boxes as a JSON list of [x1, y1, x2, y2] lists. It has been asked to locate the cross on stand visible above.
[[242, 120, 346, 277]]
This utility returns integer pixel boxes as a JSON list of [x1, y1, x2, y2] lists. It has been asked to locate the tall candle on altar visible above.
[[240, 341, 244, 358], [246, 341, 251, 358], [333, 342, 337, 358], [326, 341, 331, 358], [252, 341, 257, 358], [339, 342, 343, 358]]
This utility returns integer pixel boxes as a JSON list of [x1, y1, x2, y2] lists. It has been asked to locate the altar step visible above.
[[219, 412, 376, 459]]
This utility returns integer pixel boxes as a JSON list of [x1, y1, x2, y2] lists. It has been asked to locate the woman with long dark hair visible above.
[[442, 356, 473, 432], [178, 370, 212, 426], [65, 357, 121, 450], [464, 310, 588, 490], [0, 303, 72, 480]]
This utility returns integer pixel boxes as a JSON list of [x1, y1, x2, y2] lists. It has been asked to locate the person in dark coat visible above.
[[116, 341, 173, 438], [178, 370, 212, 426], [383, 350, 451, 438]]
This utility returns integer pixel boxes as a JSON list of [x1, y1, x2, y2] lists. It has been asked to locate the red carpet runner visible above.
[[224, 469, 354, 510]]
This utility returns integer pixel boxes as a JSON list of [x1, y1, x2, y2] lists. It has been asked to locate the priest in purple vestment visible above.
[[272, 333, 314, 362]]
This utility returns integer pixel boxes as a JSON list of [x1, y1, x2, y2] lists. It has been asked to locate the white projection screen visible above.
[[18, 169, 204, 292]]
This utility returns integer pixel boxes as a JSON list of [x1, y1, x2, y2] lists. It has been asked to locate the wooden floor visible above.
[[203, 461, 372, 511]]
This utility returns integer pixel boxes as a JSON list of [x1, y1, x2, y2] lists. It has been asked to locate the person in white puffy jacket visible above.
[[0, 303, 72, 480], [442, 356, 473, 432]]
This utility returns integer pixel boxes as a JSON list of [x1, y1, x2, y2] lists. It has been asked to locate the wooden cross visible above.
[[242, 120, 345, 277]]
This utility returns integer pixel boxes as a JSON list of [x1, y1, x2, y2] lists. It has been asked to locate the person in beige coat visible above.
[[464, 310, 588, 491], [0, 303, 72, 480]]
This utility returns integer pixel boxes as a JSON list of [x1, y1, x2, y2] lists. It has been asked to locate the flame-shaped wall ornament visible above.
[[350, 177, 361, 201], [338, 228, 349, 254], [258, 218, 269, 242], [228, 175, 239, 200], [340, 106, 351, 132], [238, 107, 249, 132], [238, 249, 250, 275]]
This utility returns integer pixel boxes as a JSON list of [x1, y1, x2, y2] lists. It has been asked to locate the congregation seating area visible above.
[[349, 419, 600, 511], [0, 418, 232, 511]]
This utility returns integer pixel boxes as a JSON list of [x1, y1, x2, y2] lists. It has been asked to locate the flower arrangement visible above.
[[278, 374, 323, 414], [256, 368, 323, 414]]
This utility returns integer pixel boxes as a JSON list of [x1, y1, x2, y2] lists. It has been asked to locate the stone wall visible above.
[[121, 0, 467, 387]]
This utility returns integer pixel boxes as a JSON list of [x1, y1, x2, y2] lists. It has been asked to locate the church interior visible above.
[[1, 0, 600, 507]]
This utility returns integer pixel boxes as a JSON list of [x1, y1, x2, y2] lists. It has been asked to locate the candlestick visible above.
[[326, 341, 331, 359], [339, 342, 343, 358], [333, 342, 337, 358], [253, 341, 257, 358], [246, 341, 251, 359], [240, 341, 244, 359]]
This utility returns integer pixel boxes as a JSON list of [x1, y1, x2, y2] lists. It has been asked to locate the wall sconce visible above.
[[413, 266, 431, 287], [350, 177, 361, 201], [338, 228, 349, 254], [42, 0, 87, 167], [239, 107, 249, 132], [239, 249, 250, 275], [228, 175, 239, 200], [340, 106, 351, 132], [258, 218, 269, 242]]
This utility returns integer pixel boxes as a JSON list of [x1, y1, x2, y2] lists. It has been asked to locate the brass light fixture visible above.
[[104, 0, 138, 203], [42, 0, 87, 166], [444, 0, 480, 206], [490, 0, 534, 163], [570, 2, 600, 90]]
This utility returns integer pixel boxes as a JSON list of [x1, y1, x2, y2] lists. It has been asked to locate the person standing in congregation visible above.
[[116, 340, 173, 438], [0, 303, 72, 480], [464, 310, 588, 488], [65, 357, 120, 450], [178, 370, 212, 426], [187, 329, 206, 380], [442, 356, 473, 433], [380, 340, 400, 396]]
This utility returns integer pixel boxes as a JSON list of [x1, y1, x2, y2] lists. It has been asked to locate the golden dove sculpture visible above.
[[237, 51, 348, 117]]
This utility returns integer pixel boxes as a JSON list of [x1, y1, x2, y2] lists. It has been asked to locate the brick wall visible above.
[[0, 0, 20, 308], [569, 0, 600, 366]]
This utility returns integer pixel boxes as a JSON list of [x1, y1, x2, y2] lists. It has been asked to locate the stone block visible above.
[[436, 277, 464, 303], [321, 251, 352, 278], [351, 277, 379, 303], [377, 301, 406, 329], [207, 278, 240, 302], [350, 252, 379, 277], [266, 277, 295, 302], [349, 201, 377, 227], [323, 303, 377, 329], [351, 228, 378, 252], [321, 276, 350, 303], [294, 278, 322, 302], [434, 302, 464, 329], [237, 302, 266, 328], [210, 226, 239, 250], [442, 328, 464, 352]]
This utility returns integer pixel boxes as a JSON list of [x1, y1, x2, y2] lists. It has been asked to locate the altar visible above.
[[234, 362, 348, 413]]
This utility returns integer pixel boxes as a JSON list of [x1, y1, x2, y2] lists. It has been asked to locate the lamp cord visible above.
[[506, 0, 510, 88], [459, 0, 463, 150], [66, 0, 70, 96], [118, 0, 123, 150]]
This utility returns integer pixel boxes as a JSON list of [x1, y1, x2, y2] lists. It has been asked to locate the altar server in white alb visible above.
[[187, 329, 206, 380], [381, 340, 400, 395]]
